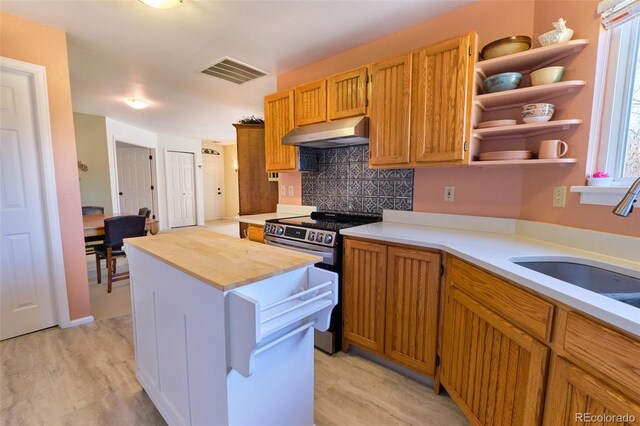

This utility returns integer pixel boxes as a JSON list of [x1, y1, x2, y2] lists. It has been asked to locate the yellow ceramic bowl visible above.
[[530, 66, 565, 86], [480, 36, 532, 60]]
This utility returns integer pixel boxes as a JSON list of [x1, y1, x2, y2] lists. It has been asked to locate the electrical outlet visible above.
[[288, 186, 294, 197], [444, 186, 455, 202], [280, 185, 286, 196], [553, 186, 566, 208]]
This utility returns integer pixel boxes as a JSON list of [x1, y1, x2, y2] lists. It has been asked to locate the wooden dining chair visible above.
[[95, 215, 146, 293], [82, 206, 105, 255]]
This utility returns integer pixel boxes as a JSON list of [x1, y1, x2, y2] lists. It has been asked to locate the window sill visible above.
[[570, 185, 630, 206]]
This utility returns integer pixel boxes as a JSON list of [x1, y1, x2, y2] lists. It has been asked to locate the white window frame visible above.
[[597, 16, 640, 184]]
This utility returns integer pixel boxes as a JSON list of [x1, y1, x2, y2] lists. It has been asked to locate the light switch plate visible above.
[[288, 186, 294, 197], [553, 186, 566, 208], [280, 185, 286, 196]]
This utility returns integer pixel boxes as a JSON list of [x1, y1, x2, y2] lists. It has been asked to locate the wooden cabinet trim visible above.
[[543, 355, 640, 425], [441, 287, 549, 425], [264, 90, 298, 172], [384, 246, 441, 375], [369, 53, 412, 166], [343, 239, 388, 353], [294, 79, 327, 127], [448, 257, 554, 342], [410, 33, 475, 165], [327, 67, 368, 120]]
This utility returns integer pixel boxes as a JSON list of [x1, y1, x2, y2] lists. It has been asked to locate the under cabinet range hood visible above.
[[281, 116, 369, 148]]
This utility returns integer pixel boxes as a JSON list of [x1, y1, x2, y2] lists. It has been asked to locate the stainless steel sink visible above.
[[513, 260, 640, 308]]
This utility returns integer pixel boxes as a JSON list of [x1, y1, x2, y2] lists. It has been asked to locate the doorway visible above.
[[115, 142, 155, 217], [0, 58, 68, 340], [202, 145, 225, 220], [166, 150, 197, 228]]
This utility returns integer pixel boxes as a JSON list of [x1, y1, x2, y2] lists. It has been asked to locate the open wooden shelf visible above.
[[475, 80, 587, 111], [472, 119, 582, 140], [469, 158, 577, 167], [475, 39, 589, 78]]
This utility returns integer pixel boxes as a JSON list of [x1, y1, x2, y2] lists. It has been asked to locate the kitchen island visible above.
[[124, 230, 337, 426]]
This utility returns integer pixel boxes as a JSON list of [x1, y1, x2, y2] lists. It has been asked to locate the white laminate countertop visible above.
[[234, 204, 316, 226], [340, 217, 640, 337]]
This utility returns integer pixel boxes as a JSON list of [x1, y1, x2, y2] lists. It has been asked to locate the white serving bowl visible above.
[[530, 66, 565, 86], [522, 108, 555, 117], [538, 28, 574, 46]]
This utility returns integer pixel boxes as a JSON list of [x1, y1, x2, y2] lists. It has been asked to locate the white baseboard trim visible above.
[[63, 315, 94, 328]]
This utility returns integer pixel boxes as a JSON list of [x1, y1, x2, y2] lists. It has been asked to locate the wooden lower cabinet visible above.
[[441, 287, 549, 425], [343, 238, 441, 376], [343, 239, 387, 353], [543, 356, 640, 425], [385, 246, 440, 375]]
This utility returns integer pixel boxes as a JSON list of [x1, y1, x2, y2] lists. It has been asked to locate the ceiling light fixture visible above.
[[139, 0, 183, 9], [125, 98, 149, 109]]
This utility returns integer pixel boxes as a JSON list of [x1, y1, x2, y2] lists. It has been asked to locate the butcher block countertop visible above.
[[124, 229, 321, 291]]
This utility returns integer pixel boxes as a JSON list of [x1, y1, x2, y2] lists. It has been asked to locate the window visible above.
[[598, 15, 640, 182]]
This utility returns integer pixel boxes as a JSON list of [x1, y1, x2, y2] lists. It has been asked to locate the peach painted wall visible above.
[[278, 171, 303, 205], [519, 0, 640, 236], [278, 1, 639, 236], [0, 13, 91, 319]]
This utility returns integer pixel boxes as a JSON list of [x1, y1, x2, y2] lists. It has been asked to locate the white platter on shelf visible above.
[[479, 150, 532, 161], [476, 119, 517, 129]]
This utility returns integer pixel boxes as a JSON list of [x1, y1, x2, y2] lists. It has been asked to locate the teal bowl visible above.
[[483, 72, 522, 93]]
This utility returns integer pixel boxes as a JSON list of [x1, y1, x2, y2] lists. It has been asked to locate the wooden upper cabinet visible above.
[[264, 90, 298, 172], [343, 238, 387, 353], [327, 67, 368, 120], [544, 356, 640, 425], [294, 79, 327, 127], [441, 287, 549, 425], [369, 53, 412, 166], [411, 33, 476, 164], [385, 247, 440, 376]]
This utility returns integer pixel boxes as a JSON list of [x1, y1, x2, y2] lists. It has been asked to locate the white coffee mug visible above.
[[538, 139, 568, 159]]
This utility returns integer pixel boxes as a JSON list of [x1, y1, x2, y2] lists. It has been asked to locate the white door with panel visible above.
[[203, 151, 224, 220], [0, 65, 58, 340], [167, 151, 196, 228], [116, 144, 154, 216]]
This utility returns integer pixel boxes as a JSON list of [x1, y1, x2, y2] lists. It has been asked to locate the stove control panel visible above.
[[264, 223, 338, 247]]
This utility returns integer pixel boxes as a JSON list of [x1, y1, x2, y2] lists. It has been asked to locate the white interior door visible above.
[[167, 151, 196, 228], [116, 144, 154, 215], [0, 66, 58, 340], [203, 151, 224, 220]]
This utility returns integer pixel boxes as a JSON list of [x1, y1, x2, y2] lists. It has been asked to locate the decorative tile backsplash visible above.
[[300, 145, 414, 214]]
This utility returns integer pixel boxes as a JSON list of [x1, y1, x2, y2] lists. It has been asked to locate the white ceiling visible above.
[[2, 0, 474, 143]]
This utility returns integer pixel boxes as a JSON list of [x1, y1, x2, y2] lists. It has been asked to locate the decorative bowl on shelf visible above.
[[483, 72, 522, 93], [480, 35, 532, 60], [530, 66, 565, 86], [522, 103, 554, 123], [538, 18, 574, 46]]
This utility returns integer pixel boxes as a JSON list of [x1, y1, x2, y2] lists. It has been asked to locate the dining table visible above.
[[83, 213, 159, 238]]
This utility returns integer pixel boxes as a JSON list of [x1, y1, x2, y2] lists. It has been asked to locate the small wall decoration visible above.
[[77, 160, 88, 172], [202, 148, 220, 155]]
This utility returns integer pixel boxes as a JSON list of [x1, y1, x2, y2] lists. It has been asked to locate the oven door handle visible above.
[[264, 239, 335, 264]]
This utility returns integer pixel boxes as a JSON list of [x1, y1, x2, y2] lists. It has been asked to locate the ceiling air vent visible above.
[[201, 58, 268, 84]]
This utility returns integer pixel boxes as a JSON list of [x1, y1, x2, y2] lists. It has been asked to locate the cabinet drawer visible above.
[[448, 257, 554, 341], [247, 224, 264, 243], [562, 312, 640, 398]]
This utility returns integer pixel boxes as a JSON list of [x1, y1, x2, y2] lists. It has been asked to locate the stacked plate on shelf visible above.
[[476, 119, 517, 129], [479, 150, 533, 161]]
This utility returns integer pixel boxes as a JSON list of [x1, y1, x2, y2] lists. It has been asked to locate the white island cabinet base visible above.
[[126, 245, 337, 426]]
